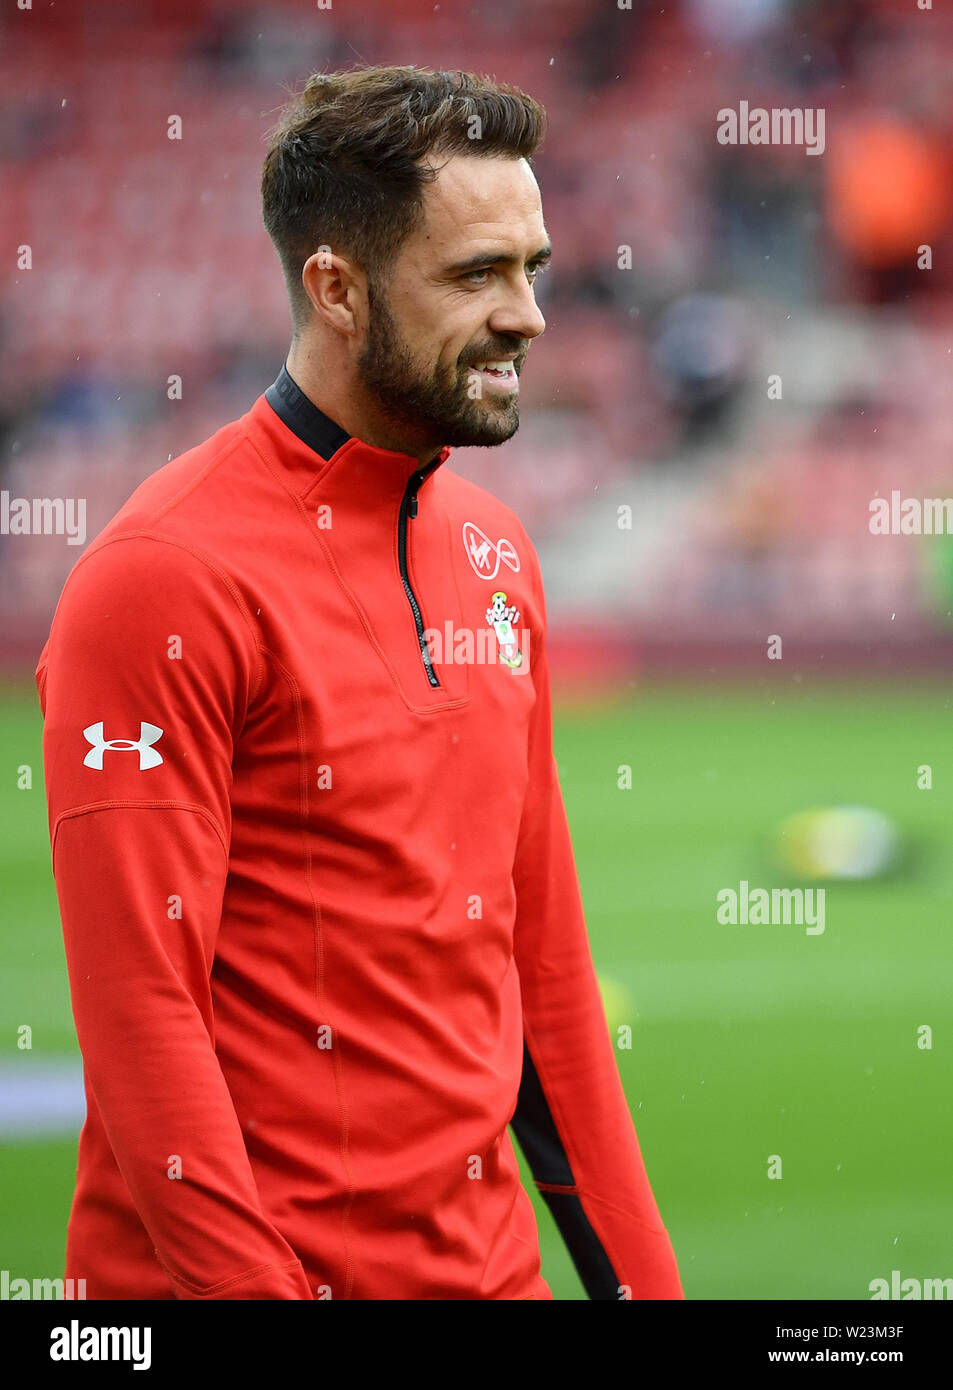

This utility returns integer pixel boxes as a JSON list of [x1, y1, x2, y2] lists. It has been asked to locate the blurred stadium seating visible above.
[[2, 0, 953, 679]]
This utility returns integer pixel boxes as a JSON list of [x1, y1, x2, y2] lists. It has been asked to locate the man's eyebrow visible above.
[[441, 245, 553, 276]]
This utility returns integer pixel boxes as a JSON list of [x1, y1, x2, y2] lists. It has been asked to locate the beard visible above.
[[355, 279, 524, 451]]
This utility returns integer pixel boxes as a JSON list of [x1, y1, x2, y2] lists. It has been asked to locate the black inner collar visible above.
[[265, 364, 351, 460], [265, 361, 444, 473]]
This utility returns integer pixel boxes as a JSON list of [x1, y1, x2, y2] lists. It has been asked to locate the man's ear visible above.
[[301, 249, 366, 338]]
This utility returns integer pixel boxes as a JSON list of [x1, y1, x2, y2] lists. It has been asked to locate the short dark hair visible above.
[[261, 65, 546, 334]]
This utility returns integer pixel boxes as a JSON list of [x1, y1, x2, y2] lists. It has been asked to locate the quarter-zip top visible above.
[[399, 459, 444, 688], [33, 365, 684, 1301]]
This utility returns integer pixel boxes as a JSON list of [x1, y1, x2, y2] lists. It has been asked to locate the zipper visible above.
[[398, 458, 442, 688]]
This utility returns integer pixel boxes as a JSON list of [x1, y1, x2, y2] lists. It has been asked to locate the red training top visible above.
[[35, 365, 683, 1301]]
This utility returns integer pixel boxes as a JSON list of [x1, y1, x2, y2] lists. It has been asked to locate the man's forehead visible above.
[[414, 154, 545, 252]]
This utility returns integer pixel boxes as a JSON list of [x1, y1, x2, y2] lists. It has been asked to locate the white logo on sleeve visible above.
[[83, 721, 164, 770]]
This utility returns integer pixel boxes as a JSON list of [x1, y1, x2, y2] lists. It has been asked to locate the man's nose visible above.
[[489, 277, 546, 342]]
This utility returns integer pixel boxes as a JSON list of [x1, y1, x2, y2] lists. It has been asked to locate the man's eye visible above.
[[462, 263, 549, 286]]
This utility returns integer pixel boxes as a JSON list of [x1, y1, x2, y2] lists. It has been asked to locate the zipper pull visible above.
[[408, 464, 432, 519]]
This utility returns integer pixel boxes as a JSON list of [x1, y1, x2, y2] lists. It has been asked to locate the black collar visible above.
[[265, 361, 445, 474], [265, 364, 351, 461]]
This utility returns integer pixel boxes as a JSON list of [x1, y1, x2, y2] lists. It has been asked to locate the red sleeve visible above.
[[509, 564, 684, 1301], [36, 533, 313, 1300]]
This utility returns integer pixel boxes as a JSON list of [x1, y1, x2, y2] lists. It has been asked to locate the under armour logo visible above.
[[83, 721, 164, 771], [462, 521, 520, 580]]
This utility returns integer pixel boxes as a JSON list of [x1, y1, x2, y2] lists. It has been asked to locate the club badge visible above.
[[486, 591, 524, 669]]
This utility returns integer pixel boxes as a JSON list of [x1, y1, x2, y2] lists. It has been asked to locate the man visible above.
[[36, 65, 683, 1300]]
